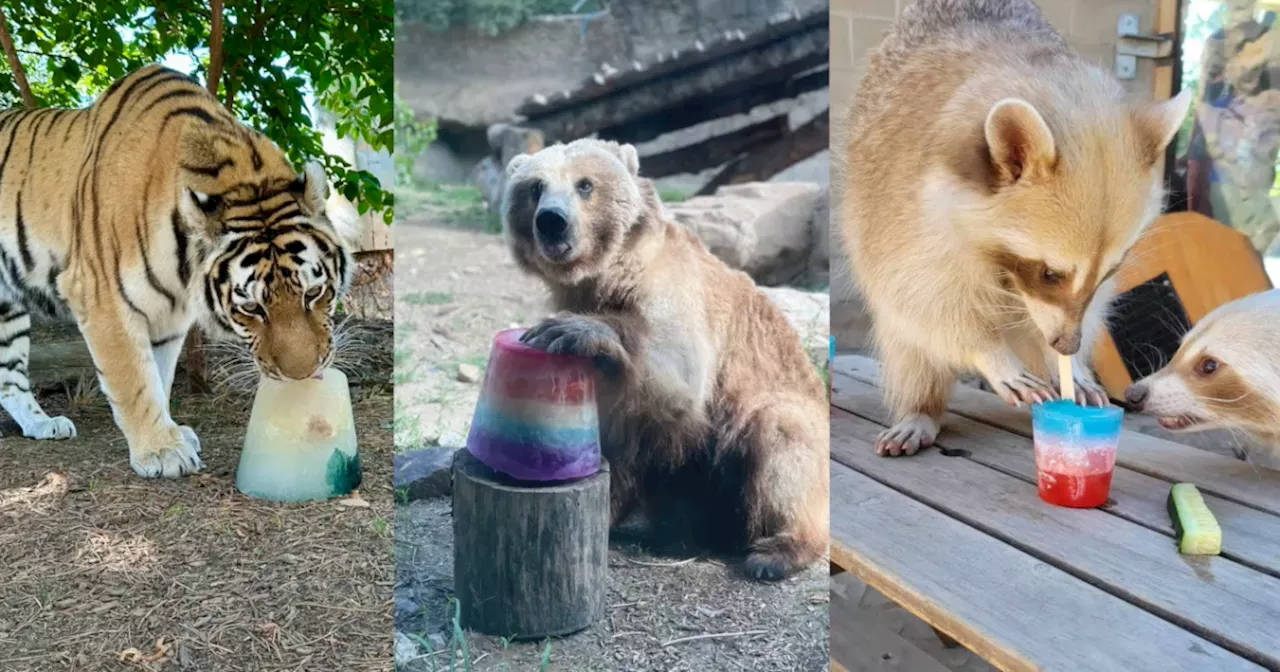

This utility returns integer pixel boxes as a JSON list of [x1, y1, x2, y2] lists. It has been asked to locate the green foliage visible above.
[[0, 0, 394, 223], [395, 0, 601, 35], [395, 86, 436, 187]]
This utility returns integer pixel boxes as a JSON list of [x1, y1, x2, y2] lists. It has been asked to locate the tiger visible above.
[[0, 65, 354, 478]]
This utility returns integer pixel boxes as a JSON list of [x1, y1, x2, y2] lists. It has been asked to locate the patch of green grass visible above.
[[163, 503, 188, 520], [402, 291, 455, 306], [658, 186, 692, 203], [370, 516, 391, 538], [399, 183, 503, 233], [407, 600, 553, 672]]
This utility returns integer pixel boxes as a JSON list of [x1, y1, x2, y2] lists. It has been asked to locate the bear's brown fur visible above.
[[501, 138, 828, 580]]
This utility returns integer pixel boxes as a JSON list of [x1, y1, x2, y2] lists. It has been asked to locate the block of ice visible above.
[[466, 329, 602, 481], [237, 368, 362, 502]]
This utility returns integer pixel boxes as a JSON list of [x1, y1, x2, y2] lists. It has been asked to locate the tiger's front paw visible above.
[[521, 315, 624, 363], [24, 416, 77, 440], [130, 425, 203, 478]]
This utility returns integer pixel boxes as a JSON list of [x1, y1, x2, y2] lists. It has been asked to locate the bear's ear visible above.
[[506, 153, 531, 178], [616, 143, 639, 176]]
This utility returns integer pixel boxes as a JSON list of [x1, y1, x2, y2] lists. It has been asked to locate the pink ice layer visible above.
[[1033, 439, 1118, 476]]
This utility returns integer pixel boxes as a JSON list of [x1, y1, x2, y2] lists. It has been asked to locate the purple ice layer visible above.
[[468, 429, 601, 481]]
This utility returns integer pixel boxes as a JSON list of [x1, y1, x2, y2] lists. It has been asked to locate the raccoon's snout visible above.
[[1050, 331, 1081, 356], [1124, 383, 1149, 410]]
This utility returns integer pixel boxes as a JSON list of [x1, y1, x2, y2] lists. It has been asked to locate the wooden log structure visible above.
[[451, 450, 609, 639], [518, 9, 828, 144], [599, 67, 827, 145], [696, 107, 829, 195], [639, 114, 789, 179]]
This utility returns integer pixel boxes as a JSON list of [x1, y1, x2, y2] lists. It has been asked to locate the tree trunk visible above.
[[452, 450, 609, 639], [0, 8, 36, 109], [206, 0, 224, 96]]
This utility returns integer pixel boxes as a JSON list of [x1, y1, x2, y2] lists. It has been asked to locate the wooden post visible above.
[[452, 450, 609, 639]]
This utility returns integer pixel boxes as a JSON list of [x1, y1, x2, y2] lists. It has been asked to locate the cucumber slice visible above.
[[1168, 483, 1222, 556]]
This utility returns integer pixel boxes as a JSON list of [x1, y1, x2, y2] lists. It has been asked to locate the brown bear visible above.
[[501, 138, 829, 580]]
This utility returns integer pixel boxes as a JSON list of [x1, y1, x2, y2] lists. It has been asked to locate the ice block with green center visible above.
[[237, 368, 362, 501]]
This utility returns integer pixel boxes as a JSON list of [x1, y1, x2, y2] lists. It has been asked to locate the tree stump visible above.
[[452, 449, 609, 639]]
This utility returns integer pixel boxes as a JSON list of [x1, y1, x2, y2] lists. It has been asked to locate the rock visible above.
[[829, 202, 874, 353], [394, 632, 420, 668], [395, 447, 459, 501], [807, 187, 830, 287], [666, 182, 822, 286], [759, 287, 830, 366], [438, 431, 468, 449], [474, 124, 547, 214], [456, 363, 482, 383]]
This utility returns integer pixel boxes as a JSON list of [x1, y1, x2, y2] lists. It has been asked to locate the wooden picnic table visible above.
[[830, 354, 1280, 672]]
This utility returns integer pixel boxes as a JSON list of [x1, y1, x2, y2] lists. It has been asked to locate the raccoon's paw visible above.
[[24, 416, 77, 440], [989, 370, 1057, 408], [875, 415, 938, 457], [521, 315, 624, 370], [1052, 376, 1110, 407], [130, 425, 203, 478]]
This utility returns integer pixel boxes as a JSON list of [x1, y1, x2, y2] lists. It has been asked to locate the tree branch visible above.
[[206, 0, 224, 95], [0, 8, 36, 109]]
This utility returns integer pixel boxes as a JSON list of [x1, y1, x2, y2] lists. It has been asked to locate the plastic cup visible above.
[[466, 328, 602, 482], [237, 368, 362, 502], [1031, 400, 1123, 508]]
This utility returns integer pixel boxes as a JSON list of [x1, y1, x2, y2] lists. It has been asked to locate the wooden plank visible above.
[[598, 68, 828, 145], [830, 459, 1263, 672], [834, 355, 1280, 516], [638, 114, 788, 179], [524, 24, 827, 141], [830, 580, 952, 672], [832, 373, 1280, 579], [833, 409, 1280, 669], [517, 10, 827, 117], [694, 108, 829, 196]]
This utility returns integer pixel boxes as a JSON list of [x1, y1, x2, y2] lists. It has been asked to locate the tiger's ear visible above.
[[291, 162, 329, 217]]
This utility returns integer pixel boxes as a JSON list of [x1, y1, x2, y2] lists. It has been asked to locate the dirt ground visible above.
[[395, 499, 829, 672], [392, 189, 830, 671], [0, 329, 395, 672]]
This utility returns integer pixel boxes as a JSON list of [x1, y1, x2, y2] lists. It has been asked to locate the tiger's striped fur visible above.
[[0, 65, 354, 478]]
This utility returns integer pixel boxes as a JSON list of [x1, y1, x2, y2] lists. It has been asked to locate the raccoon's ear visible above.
[[1132, 88, 1193, 166], [984, 98, 1057, 186]]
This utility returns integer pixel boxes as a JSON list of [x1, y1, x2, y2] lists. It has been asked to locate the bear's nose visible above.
[[535, 206, 570, 241], [1124, 383, 1149, 410]]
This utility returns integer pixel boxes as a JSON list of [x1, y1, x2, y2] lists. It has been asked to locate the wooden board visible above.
[[830, 458, 1263, 672], [832, 373, 1280, 579], [835, 356, 1280, 517], [832, 408, 1280, 669], [830, 578, 952, 672], [1089, 212, 1271, 397]]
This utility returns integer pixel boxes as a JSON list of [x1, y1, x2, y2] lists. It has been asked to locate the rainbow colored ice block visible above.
[[1031, 400, 1123, 508], [465, 329, 602, 481]]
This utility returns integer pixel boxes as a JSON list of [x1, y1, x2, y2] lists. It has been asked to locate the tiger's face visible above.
[[210, 213, 352, 380], [179, 128, 354, 380]]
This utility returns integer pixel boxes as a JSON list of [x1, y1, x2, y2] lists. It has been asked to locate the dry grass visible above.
[[0, 332, 394, 672]]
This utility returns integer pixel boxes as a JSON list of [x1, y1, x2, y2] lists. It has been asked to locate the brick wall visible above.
[[829, 0, 1162, 114]]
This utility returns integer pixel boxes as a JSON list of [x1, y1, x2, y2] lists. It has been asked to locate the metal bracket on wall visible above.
[[1116, 13, 1174, 80]]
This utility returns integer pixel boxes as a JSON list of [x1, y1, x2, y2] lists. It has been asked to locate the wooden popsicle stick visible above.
[[1058, 355, 1074, 403]]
